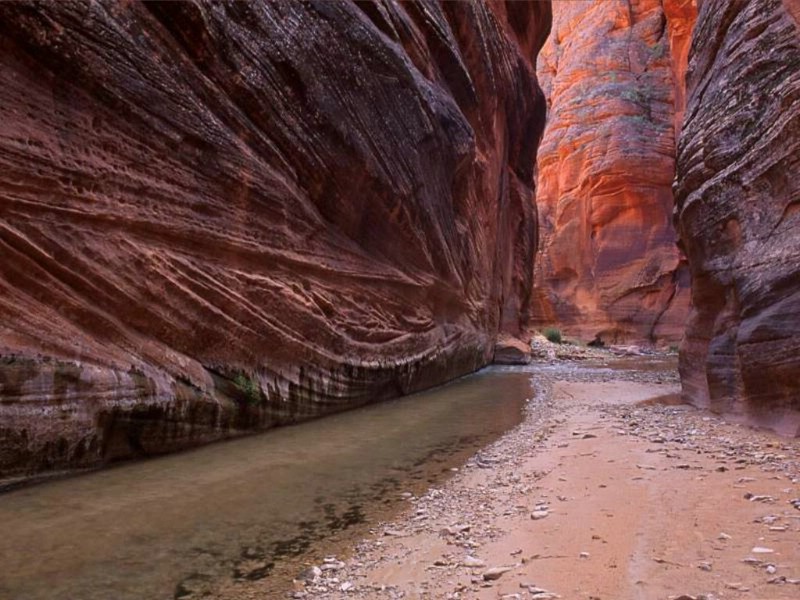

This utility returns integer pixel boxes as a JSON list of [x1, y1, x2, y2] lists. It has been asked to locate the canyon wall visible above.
[[675, 0, 800, 434], [0, 0, 551, 482], [532, 0, 694, 345]]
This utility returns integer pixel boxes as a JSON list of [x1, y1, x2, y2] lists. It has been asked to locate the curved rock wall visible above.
[[0, 0, 551, 481], [675, 0, 800, 434], [532, 0, 694, 345]]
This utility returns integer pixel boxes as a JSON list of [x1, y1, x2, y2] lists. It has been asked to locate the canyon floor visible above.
[[276, 356, 800, 600]]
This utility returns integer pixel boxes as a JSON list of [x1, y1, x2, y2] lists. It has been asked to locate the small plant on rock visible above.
[[234, 372, 262, 405], [543, 328, 563, 344]]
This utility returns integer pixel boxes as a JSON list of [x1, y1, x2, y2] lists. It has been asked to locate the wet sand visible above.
[[280, 358, 800, 600]]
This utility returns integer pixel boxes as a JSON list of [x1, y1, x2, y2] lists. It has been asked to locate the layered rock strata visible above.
[[0, 0, 551, 481], [674, 0, 800, 434], [532, 0, 695, 344]]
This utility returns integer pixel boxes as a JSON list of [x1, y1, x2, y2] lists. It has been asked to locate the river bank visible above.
[[277, 357, 800, 600]]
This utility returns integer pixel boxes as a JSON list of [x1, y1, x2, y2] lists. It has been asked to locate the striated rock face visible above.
[[0, 0, 551, 481], [532, 0, 695, 345], [675, 0, 800, 435]]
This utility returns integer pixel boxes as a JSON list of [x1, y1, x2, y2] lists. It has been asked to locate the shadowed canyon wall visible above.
[[532, 0, 695, 345], [675, 0, 800, 434], [0, 0, 551, 481]]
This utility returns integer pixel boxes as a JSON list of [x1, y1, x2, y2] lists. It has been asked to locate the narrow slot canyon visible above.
[[0, 1, 798, 599]]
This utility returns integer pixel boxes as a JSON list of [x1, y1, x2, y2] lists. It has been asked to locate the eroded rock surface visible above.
[[532, 0, 695, 345], [492, 335, 532, 365], [674, 0, 800, 434], [0, 0, 551, 480]]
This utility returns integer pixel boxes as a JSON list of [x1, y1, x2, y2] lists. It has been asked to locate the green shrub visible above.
[[543, 328, 563, 344], [651, 41, 667, 60], [234, 372, 262, 405]]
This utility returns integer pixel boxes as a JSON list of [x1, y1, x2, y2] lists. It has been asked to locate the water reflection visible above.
[[0, 368, 532, 600]]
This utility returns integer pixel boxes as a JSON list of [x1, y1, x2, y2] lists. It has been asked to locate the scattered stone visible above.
[[320, 560, 344, 571], [277, 358, 800, 600], [751, 546, 775, 554]]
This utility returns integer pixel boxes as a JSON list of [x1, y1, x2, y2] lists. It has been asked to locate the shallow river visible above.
[[0, 368, 532, 600]]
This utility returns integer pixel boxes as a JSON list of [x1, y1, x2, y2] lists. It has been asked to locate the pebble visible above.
[[482, 566, 513, 581], [744, 493, 776, 502], [460, 556, 486, 568], [442, 524, 471, 536], [768, 575, 800, 584], [725, 582, 750, 591], [296, 565, 322, 584], [383, 529, 407, 537]]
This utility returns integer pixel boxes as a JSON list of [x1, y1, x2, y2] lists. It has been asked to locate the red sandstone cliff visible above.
[[674, 0, 800, 434], [0, 1, 551, 481], [532, 0, 695, 345]]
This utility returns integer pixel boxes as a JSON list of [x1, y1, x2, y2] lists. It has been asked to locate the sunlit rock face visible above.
[[0, 0, 551, 480], [532, 0, 695, 345], [675, 0, 800, 435]]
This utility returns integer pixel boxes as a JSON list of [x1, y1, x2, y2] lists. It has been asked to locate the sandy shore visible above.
[[285, 358, 800, 600]]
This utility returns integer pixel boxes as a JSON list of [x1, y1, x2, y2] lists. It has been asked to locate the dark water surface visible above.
[[0, 368, 532, 600]]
